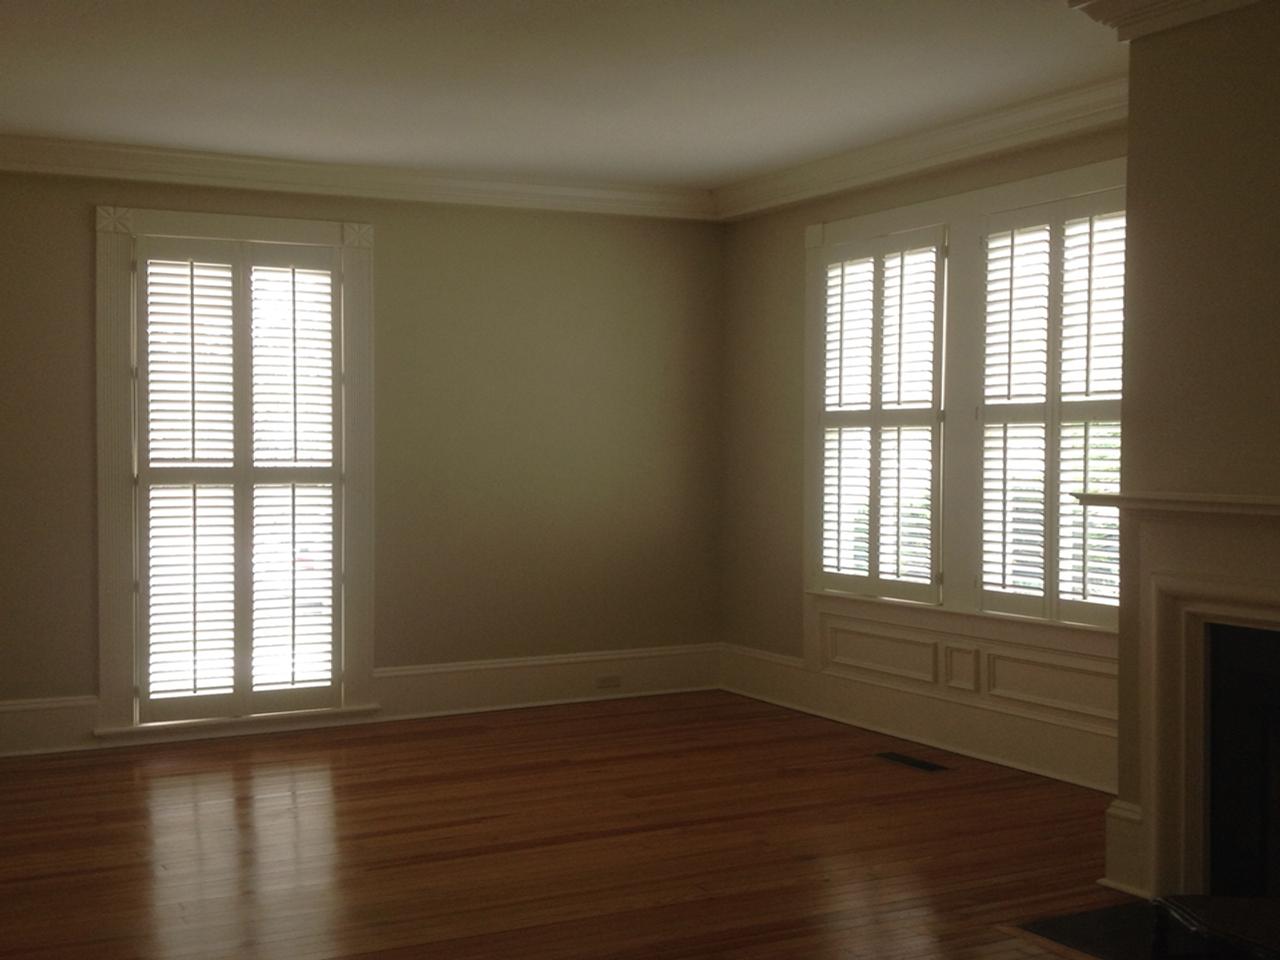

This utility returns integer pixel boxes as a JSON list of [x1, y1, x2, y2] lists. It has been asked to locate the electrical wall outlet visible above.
[[594, 674, 622, 690]]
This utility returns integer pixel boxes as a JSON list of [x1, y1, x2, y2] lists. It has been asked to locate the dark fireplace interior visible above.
[[1209, 622, 1280, 895]]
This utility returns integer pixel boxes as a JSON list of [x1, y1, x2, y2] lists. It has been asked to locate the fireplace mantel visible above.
[[1101, 492, 1280, 898]]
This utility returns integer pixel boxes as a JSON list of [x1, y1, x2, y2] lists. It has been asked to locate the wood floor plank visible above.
[[0, 691, 1127, 958]]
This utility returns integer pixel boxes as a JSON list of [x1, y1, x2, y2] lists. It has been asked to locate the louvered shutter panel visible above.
[[984, 226, 1050, 403], [982, 423, 1046, 595], [1061, 213, 1125, 400], [879, 425, 933, 583], [980, 194, 1124, 623], [252, 484, 335, 690], [146, 260, 234, 465], [137, 241, 341, 721], [147, 484, 236, 698], [881, 247, 938, 409], [825, 258, 874, 411], [1058, 421, 1121, 603], [252, 267, 334, 466], [822, 427, 872, 575]]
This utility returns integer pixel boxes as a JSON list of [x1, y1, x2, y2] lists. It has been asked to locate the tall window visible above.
[[96, 209, 374, 727], [806, 169, 1124, 628], [819, 226, 944, 603], [981, 200, 1125, 623]]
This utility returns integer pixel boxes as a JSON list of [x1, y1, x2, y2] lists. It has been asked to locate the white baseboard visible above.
[[372, 643, 720, 719], [1, 641, 1118, 795], [720, 642, 1118, 792], [0, 645, 720, 757], [0, 695, 101, 757], [1102, 799, 1153, 898]]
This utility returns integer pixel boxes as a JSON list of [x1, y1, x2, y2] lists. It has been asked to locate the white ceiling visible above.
[[0, 0, 1125, 190]]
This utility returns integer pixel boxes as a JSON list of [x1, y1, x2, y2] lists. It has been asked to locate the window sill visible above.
[[805, 587, 1119, 636]]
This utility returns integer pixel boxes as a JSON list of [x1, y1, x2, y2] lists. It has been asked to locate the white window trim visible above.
[[95, 207, 376, 731], [803, 159, 1125, 631]]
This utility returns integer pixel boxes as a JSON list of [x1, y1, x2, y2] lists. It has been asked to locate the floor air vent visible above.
[[877, 751, 947, 772]]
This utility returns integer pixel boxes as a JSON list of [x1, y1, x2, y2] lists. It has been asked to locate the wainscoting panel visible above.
[[722, 595, 1120, 791], [986, 651, 1118, 722], [721, 642, 1118, 791], [825, 619, 939, 685]]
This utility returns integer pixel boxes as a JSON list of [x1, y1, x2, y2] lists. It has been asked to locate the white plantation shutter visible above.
[[822, 427, 872, 575], [1058, 421, 1121, 604], [1061, 213, 1125, 400], [146, 485, 236, 698], [135, 239, 342, 722], [984, 226, 1050, 404], [252, 267, 335, 466], [980, 195, 1125, 624], [253, 485, 335, 691], [982, 423, 1047, 596], [817, 226, 943, 601], [825, 258, 874, 412], [881, 247, 938, 409], [146, 260, 235, 466], [878, 425, 934, 583]]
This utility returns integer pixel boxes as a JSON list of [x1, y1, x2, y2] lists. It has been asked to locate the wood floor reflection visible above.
[[0, 692, 1128, 958]]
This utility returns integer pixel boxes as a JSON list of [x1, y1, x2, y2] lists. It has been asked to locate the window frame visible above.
[[803, 160, 1125, 630], [95, 207, 375, 731]]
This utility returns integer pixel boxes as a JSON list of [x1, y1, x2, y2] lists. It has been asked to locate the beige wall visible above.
[[0, 173, 723, 700], [1113, 1, 1280, 807], [719, 129, 1128, 657], [1124, 1, 1280, 496]]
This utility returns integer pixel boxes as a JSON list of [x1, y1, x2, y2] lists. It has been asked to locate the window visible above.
[[981, 201, 1125, 622], [820, 226, 944, 603], [96, 209, 374, 728], [806, 164, 1124, 629]]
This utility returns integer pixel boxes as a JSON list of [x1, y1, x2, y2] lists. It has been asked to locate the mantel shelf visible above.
[[1074, 492, 1280, 516]]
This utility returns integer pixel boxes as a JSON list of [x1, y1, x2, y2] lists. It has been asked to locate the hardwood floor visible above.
[[0, 691, 1128, 959]]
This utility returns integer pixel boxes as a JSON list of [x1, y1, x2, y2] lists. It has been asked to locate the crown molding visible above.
[[711, 77, 1128, 220], [0, 135, 717, 221], [0, 78, 1127, 223], [1068, 0, 1262, 40]]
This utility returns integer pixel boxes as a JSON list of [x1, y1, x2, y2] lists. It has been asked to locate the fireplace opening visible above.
[[1208, 622, 1280, 895]]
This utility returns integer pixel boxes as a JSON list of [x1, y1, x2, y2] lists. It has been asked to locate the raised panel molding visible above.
[[720, 643, 1117, 790], [825, 619, 939, 685], [944, 645, 980, 692], [986, 652, 1119, 721], [807, 596, 1118, 737]]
